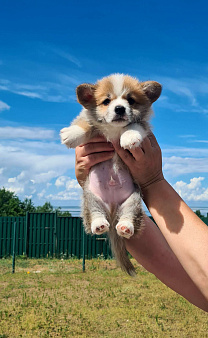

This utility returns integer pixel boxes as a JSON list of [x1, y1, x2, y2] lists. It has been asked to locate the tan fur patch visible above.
[[97, 105, 108, 116], [76, 117, 91, 131], [95, 77, 116, 105], [94, 76, 117, 117], [122, 76, 149, 105]]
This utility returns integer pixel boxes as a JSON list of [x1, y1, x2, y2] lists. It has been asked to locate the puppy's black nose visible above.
[[115, 105, 126, 116]]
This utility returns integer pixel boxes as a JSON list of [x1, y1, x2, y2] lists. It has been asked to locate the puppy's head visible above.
[[76, 74, 162, 126]]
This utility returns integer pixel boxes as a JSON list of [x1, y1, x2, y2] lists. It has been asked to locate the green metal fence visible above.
[[1, 212, 207, 259], [0, 213, 112, 259], [0, 216, 26, 259]]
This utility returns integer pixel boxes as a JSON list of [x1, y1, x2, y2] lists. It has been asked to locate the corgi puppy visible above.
[[60, 74, 162, 275]]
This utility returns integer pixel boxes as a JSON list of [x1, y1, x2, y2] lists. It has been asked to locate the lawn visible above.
[[0, 257, 207, 337]]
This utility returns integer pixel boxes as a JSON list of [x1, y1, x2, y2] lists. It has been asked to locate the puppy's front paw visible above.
[[91, 218, 110, 235], [60, 126, 86, 148], [116, 221, 134, 239], [120, 131, 143, 149]]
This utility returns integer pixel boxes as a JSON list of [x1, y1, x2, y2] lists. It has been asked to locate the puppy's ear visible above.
[[76, 84, 96, 109], [140, 81, 162, 103]]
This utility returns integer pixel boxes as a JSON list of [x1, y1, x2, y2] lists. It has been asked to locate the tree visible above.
[[22, 198, 36, 213], [0, 188, 72, 216], [0, 188, 25, 216], [53, 206, 72, 217], [57, 210, 72, 217], [195, 210, 204, 219], [36, 201, 54, 213]]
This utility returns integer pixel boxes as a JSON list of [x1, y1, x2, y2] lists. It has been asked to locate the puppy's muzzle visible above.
[[113, 105, 128, 122]]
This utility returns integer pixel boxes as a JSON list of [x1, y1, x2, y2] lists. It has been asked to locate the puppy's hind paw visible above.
[[91, 218, 110, 235], [116, 221, 134, 239]]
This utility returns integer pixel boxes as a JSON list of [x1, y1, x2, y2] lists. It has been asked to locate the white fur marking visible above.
[[111, 74, 124, 96]]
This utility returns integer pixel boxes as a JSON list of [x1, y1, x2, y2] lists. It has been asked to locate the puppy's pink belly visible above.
[[88, 160, 135, 205]]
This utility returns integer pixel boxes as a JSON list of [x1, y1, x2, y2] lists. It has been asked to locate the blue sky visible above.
[[0, 0, 208, 213]]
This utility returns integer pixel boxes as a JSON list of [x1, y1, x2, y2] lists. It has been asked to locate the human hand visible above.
[[75, 136, 115, 186], [113, 132, 164, 190]]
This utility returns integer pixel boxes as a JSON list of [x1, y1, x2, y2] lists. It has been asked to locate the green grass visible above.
[[0, 258, 207, 337]]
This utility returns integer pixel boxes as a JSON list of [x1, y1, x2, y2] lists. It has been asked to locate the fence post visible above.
[[82, 227, 85, 272], [24, 212, 29, 256], [54, 211, 57, 257], [12, 221, 16, 273]]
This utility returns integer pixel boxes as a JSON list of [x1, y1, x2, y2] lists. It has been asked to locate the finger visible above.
[[80, 135, 107, 146], [127, 146, 145, 161], [147, 132, 160, 149], [86, 151, 115, 167], [139, 136, 152, 154], [113, 142, 135, 167], [81, 141, 114, 156]]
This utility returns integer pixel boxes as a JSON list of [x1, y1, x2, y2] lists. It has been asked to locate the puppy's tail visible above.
[[108, 226, 136, 276]]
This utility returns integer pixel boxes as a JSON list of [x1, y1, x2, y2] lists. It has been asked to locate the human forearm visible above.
[[125, 215, 208, 311], [114, 132, 208, 308], [142, 179, 208, 303]]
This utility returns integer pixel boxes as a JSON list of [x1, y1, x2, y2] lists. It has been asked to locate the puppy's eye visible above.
[[127, 97, 136, 105], [102, 98, 111, 106]]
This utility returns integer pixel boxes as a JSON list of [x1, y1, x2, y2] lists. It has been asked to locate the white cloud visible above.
[[7, 186, 25, 195], [50, 176, 82, 201], [163, 156, 208, 176], [0, 168, 5, 174], [8, 177, 16, 183], [66, 179, 80, 190], [158, 76, 195, 101], [173, 177, 208, 201], [0, 100, 10, 112], [0, 76, 77, 103], [162, 147, 208, 158], [0, 85, 8, 91], [0, 130, 76, 203], [14, 84, 46, 91], [194, 140, 208, 144], [156, 75, 208, 114], [15, 91, 42, 99], [37, 189, 46, 199], [159, 76, 207, 96], [46, 190, 81, 201], [55, 176, 80, 190], [178, 134, 196, 139], [55, 176, 66, 187], [0, 127, 56, 140], [4, 140, 65, 154], [52, 48, 81, 68], [157, 95, 208, 114]]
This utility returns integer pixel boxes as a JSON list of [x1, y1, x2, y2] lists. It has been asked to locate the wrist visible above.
[[141, 177, 167, 205], [140, 171, 165, 191]]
